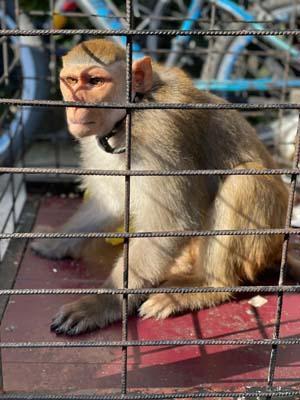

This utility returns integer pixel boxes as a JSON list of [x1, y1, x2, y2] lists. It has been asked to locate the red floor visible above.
[[1, 196, 300, 395]]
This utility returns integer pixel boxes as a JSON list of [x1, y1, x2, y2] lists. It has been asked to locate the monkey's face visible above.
[[60, 62, 127, 139]]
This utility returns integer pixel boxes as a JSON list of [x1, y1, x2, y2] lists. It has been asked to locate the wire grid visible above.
[[1, 0, 300, 398], [0, 0, 26, 261]]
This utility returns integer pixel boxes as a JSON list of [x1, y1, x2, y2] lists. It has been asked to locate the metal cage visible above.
[[0, 0, 300, 398]]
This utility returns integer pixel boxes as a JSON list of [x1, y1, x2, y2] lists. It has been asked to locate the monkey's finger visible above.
[[53, 314, 99, 336], [51, 311, 85, 335], [50, 319, 70, 333], [50, 307, 74, 331], [50, 318, 74, 334], [65, 318, 99, 336]]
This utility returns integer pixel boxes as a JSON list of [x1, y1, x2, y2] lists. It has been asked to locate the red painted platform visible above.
[[1, 196, 300, 395]]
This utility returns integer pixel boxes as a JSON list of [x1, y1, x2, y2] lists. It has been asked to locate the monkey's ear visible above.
[[132, 56, 152, 93]]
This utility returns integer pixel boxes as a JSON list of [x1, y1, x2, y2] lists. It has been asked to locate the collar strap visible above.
[[96, 93, 143, 155], [97, 115, 126, 154]]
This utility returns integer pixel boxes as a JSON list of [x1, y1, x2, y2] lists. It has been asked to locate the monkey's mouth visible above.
[[68, 120, 96, 125]]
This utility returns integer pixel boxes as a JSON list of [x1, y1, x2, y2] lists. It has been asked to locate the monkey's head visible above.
[[60, 39, 152, 139]]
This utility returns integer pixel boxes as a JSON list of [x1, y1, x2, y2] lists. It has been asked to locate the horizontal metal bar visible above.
[[25, 10, 281, 24], [0, 28, 300, 37], [0, 337, 300, 348], [0, 285, 299, 296], [1, 227, 300, 240], [0, 389, 298, 399], [144, 47, 295, 57], [0, 167, 299, 176], [1, 99, 300, 110], [197, 78, 300, 91], [28, 10, 125, 19]]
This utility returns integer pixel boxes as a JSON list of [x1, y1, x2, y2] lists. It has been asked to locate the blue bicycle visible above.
[[145, 0, 300, 160], [0, 2, 49, 166], [148, 1, 300, 90], [1, 0, 300, 164], [74, 0, 300, 93]]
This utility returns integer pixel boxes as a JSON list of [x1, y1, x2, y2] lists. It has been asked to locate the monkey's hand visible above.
[[50, 295, 121, 335], [31, 237, 81, 260]]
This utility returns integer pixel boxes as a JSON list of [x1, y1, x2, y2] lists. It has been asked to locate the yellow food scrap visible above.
[[84, 190, 133, 246]]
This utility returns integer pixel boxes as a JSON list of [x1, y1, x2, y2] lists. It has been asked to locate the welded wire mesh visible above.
[[1, 0, 300, 398]]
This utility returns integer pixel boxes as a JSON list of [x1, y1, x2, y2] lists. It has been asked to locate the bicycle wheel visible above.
[[0, 11, 50, 166], [146, 0, 239, 75], [75, 0, 157, 54], [200, 0, 300, 161]]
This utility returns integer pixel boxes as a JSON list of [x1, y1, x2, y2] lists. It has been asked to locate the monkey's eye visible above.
[[65, 76, 78, 85], [88, 77, 105, 86]]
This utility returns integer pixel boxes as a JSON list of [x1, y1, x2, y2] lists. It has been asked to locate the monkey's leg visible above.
[[31, 197, 122, 260], [204, 162, 288, 284], [139, 274, 232, 320], [140, 163, 288, 320], [51, 237, 183, 335], [139, 236, 232, 319], [138, 238, 228, 319]]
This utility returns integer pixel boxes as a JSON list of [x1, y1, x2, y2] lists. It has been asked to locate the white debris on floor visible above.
[[248, 295, 268, 308]]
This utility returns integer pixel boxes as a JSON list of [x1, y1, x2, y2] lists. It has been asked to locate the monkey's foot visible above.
[[31, 238, 80, 260], [139, 294, 179, 320], [51, 295, 119, 335]]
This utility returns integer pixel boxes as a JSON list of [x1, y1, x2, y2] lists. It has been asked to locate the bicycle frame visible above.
[[0, 12, 37, 163], [82, 0, 300, 92], [185, 0, 300, 91]]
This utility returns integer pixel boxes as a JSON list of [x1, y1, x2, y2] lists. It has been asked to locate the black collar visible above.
[[96, 93, 143, 154], [96, 114, 126, 154]]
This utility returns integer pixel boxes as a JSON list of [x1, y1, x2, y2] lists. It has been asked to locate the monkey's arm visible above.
[[50, 237, 182, 335], [31, 197, 123, 259]]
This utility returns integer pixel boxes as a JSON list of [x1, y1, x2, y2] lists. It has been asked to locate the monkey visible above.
[[31, 38, 296, 336]]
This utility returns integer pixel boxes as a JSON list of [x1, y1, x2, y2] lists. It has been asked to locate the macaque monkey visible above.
[[32, 38, 296, 336]]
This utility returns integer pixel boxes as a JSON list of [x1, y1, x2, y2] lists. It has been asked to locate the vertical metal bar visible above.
[[266, 111, 300, 394], [0, 0, 16, 227], [276, 0, 296, 162], [14, 0, 25, 158], [49, 0, 60, 170], [49, 0, 56, 85], [0, 4, 4, 381], [0, 0, 8, 86], [14, 0, 20, 25], [13, 0, 22, 140], [266, 3, 299, 394], [204, 0, 216, 81], [7, 0, 16, 229], [121, 0, 133, 395], [14, 0, 25, 184], [0, 1, 11, 390], [0, 0, 4, 270], [8, 117, 17, 229]]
